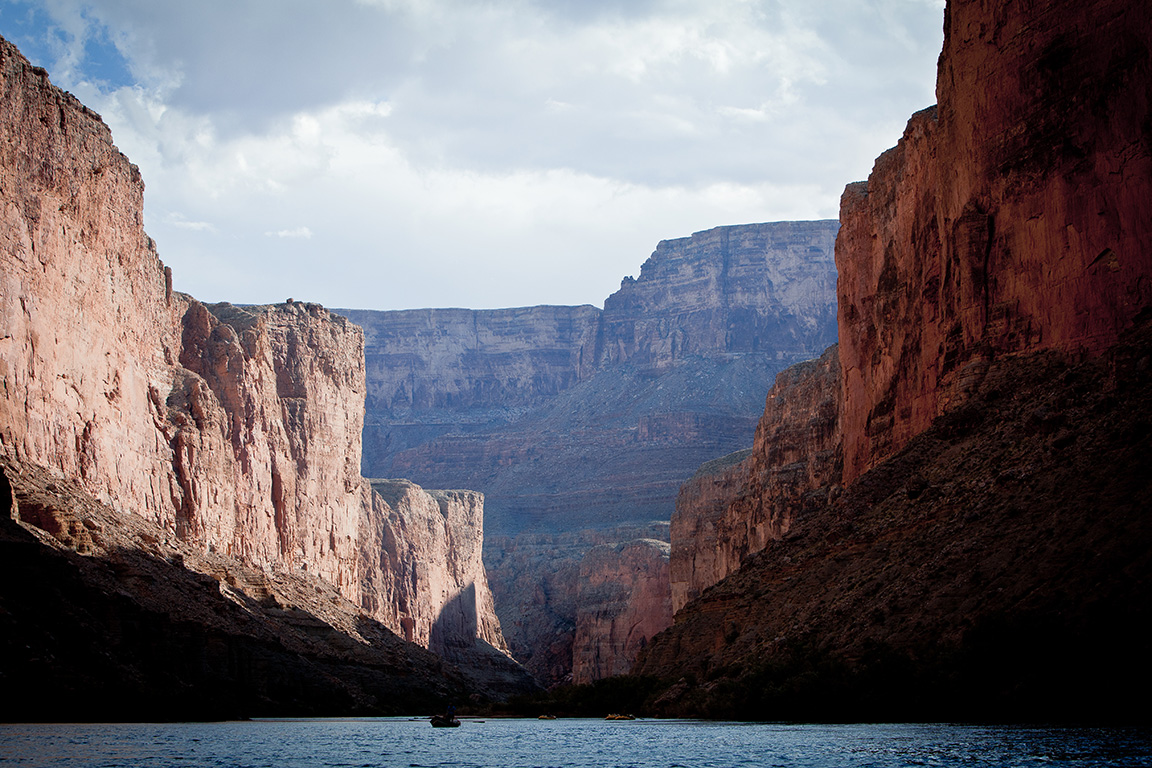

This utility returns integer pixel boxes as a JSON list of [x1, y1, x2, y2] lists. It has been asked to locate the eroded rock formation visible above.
[[342, 220, 839, 685], [0, 34, 531, 707], [341, 219, 839, 536], [633, 0, 1152, 721], [836, 0, 1152, 482], [571, 538, 672, 685], [670, 345, 841, 613]]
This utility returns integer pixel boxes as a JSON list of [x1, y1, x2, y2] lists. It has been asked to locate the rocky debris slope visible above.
[[836, 0, 1152, 483], [634, 317, 1152, 720], [633, 0, 1152, 721], [0, 34, 533, 708], [0, 458, 470, 720], [670, 345, 841, 613]]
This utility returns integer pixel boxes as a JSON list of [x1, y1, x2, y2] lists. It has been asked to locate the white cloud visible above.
[[2, 0, 945, 310], [266, 227, 314, 240]]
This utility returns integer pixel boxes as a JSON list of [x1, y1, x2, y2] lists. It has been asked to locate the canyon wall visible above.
[[483, 522, 670, 685], [633, 0, 1152, 721], [342, 220, 839, 685], [837, 0, 1152, 482], [670, 344, 841, 613], [571, 538, 673, 685], [0, 35, 526, 696], [340, 219, 839, 536]]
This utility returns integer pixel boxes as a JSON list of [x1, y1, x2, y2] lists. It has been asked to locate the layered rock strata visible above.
[[670, 345, 842, 613], [836, 0, 1152, 482], [571, 538, 673, 685], [343, 221, 839, 684], [0, 34, 528, 699], [634, 0, 1152, 721], [341, 218, 840, 535], [483, 522, 670, 685]]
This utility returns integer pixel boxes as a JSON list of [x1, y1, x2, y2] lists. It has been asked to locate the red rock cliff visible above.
[[671, 345, 841, 613], [837, 0, 1152, 482], [571, 538, 672, 685], [0, 36, 515, 670]]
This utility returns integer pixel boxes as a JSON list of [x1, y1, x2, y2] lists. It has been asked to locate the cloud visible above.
[[266, 227, 313, 240], [1, 0, 945, 310]]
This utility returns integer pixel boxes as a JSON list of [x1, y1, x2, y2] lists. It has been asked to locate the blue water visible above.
[[1, 719, 1149, 767]]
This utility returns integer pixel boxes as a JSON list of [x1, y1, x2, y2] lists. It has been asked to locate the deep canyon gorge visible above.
[[2, 0, 1151, 723]]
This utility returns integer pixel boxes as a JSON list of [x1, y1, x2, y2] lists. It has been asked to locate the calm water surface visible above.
[[1, 718, 1149, 768]]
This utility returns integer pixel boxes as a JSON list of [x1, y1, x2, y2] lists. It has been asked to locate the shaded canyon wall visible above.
[[633, 0, 1152, 721], [836, 0, 1152, 482]]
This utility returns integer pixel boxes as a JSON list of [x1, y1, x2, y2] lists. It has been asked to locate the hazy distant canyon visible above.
[[339, 219, 840, 683]]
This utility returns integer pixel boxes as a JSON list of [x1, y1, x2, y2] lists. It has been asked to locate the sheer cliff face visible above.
[[571, 539, 672, 685], [636, 0, 1152, 721], [0, 37, 515, 674], [602, 221, 839, 369], [837, 0, 1152, 482], [361, 480, 506, 655], [0, 46, 367, 595], [670, 345, 842, 614]]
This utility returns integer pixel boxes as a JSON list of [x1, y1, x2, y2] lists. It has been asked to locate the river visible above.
[[1, 718, 1149, 767]]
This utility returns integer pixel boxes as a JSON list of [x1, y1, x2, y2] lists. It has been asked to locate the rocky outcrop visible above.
[[0, 34, 531, 701], [670, 345, 841, 613], [836, 0, 1152, 482], [633, 0, 1152, 722], [361, 480, 507, 659], [342, 219, 839, 535], [571, 539, 672, 685], [483, 523, 670, 685], [601, 222, 840, 369]]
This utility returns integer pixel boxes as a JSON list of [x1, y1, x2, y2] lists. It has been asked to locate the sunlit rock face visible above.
[[836, 0, 1152, 483], [362, 480, 506, 655], [0, 35, 521, 686]]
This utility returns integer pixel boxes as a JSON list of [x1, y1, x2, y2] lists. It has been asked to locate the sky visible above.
[[0, 0, 944, 311]]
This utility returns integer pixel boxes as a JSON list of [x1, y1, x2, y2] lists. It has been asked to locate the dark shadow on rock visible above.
[[0, 462, 470, 722], [429, 582, 541, 701]]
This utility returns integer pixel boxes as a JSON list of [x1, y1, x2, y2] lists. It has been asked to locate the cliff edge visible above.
[[0, 34, 533, 713]]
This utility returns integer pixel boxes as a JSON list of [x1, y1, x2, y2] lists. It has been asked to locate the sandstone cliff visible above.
[[670, 345, 841, 613], [0, 34, 531, 707], [836, 0, 1152, 482], [633, 0, 1152, 721], [571, 538, 672, 685]]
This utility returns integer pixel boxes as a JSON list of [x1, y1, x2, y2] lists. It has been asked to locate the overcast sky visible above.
[[1, 0, 943, 311]]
